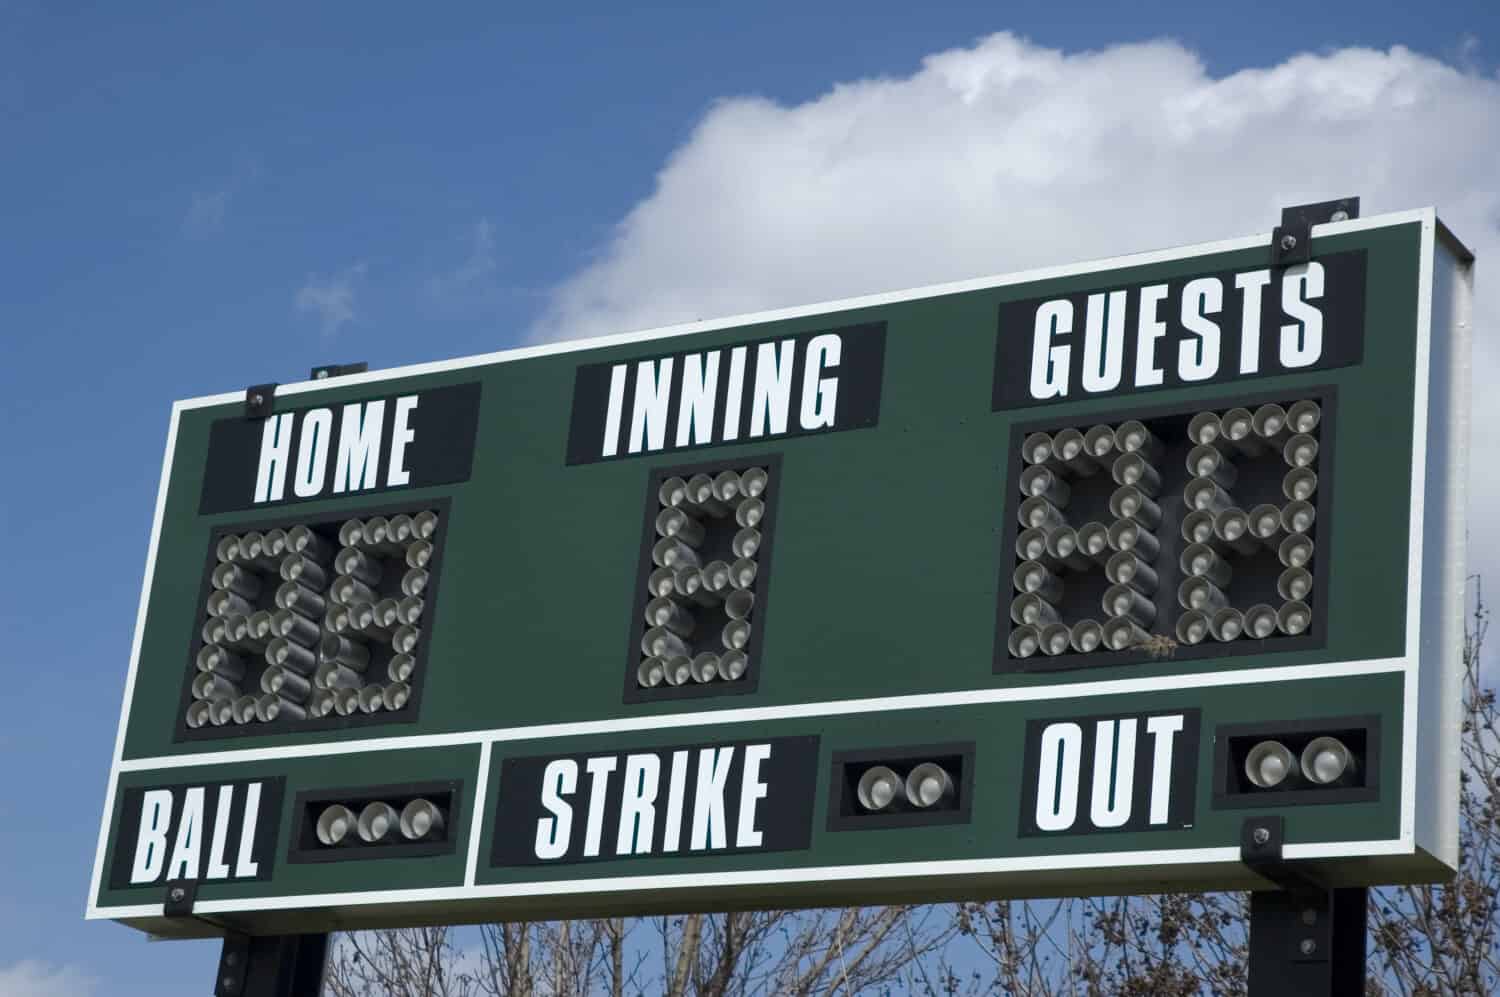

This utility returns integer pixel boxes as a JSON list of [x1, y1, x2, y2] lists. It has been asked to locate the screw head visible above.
[[250, 393, 264, 407], [1299, 938, 1317, 956], [1279, 233, 1298, 252], [168, 887, 186, 902], [1252, 826, 1271, 845], [1330, 208, 1350, 223]]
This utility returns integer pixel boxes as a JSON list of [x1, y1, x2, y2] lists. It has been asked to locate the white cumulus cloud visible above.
[[533, 35, 1498, 341], [296, 263, 367, 336], [0, 960, 98, 997], [532, 33, 1500, 596]]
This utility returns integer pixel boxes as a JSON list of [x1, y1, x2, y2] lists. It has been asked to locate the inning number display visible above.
[[627, 459, 778, 701]]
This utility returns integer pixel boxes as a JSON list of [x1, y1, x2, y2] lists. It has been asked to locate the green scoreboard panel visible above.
[[88, 209, 1473, 939]]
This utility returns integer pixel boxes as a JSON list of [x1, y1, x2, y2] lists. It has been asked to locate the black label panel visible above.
[[993, 252, 1366, 410], [1019, 710, 1200, 837], [109, 777, 284, 889], [200, 382, 481, 513], [566, 324, 884, 464], [491, 735, 819, 867]]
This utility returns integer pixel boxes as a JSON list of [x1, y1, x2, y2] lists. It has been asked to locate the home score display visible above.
[[89, 209, 1471, 938]]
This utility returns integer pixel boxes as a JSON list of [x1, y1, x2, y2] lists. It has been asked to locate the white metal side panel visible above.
[[1413, 226, 1473, 871]]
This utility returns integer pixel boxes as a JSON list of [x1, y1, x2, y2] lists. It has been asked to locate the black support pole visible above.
[[1247, 887, 1367, 996], [214, 933, 329, 997]]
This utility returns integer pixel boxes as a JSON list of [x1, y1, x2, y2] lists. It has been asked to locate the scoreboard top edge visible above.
[[164, 209, 1453, 414]]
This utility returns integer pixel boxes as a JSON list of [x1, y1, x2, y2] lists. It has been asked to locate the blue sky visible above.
[[3, 3, 1498, 994]]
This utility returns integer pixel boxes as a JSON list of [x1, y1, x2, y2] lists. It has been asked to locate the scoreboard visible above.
[[88, 208, 1471, 939]]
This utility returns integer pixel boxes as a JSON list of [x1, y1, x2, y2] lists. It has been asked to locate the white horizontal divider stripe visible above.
[[119, 655, 1407, 773], [87, 835, 1413, 921]]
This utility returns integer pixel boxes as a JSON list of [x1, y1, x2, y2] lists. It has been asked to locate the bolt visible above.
[[224, 953, 238, 967], [1252, 827, 1271, 846], [1330, 209, 1349, 223], [169, 887, 186, 902], [1279, 233, 1298, 252], [1299, 938, 1317, 956], [222, 974, 238, 991], [250, 393, 264, 407]]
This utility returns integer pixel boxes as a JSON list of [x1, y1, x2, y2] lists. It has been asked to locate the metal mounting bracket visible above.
[[245, 383, 277, 420], [162, 878, 197, 917], [309, 361, 368, 381], [246, 361, 366, 420], [1271, 197, 1360, 268], [1240, 815, 1324, 893]]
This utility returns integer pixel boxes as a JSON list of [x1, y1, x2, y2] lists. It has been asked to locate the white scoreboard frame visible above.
[[88, 209, 1472, 932]]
